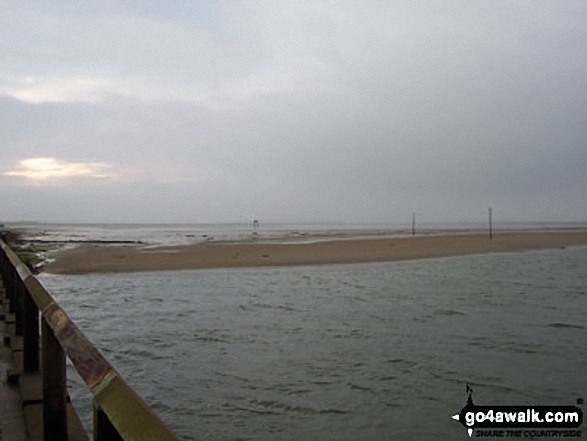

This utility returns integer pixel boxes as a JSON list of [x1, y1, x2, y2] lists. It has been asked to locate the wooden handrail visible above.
[[0, 239, 179, 441]]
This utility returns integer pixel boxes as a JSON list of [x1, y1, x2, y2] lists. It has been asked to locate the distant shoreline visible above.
[[42, 229, 587, 275]]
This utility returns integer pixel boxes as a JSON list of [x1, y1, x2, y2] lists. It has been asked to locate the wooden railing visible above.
[[0, 238, 179, 441]]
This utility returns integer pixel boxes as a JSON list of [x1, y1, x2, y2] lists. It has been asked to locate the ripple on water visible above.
[[37, 246, 587, 440]]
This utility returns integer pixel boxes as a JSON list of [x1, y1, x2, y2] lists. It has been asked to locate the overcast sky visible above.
[[2, 1, 586, 224]]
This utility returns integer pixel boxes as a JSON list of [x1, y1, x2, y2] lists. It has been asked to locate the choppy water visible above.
[[38, 246, 587, 440]]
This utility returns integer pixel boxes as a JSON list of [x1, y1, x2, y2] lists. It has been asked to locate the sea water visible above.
[[38, 245, 587, 440], [10, 221, 587, 246]]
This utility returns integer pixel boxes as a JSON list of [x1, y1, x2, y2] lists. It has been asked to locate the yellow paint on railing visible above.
[[24, 276, 54, 311], [0, 239, 180, 440], [94, 374, 179, 441]]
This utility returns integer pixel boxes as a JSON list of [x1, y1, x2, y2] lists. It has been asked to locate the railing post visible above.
[[14, 276, 24, 336], [23, 288, 40, 371], [1, 239, 180, 440], [94, 404, 124, 441], [0, 250, 5, 283], [42, 317, 68, 441], [7, 264, 16, 313]]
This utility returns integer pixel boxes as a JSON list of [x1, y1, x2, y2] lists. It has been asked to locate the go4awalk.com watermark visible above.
[[452, 386, 583, 438]]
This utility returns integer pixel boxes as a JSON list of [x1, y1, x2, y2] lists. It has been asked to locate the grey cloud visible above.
[[1, 1, 587, 223]]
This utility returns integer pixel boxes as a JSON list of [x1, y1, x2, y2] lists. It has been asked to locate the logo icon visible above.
[[451, 385, 583, 438]]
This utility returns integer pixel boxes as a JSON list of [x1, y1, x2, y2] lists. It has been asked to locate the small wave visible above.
[[503, 346, 540, 354], [193, 333, 230, 343], [248, 302, 296, 312], [287, 389, 309, 397], [348, 382, 372, 392], [386, 358, 417, 366], [151, 341, 177, 349], [79, 303, 97, 309], [433, 309, 466, 316], [445, 378, 520, 394], [332, 329, 370, 339], [545, 323, 585, 330], [249, 302, 275, 309], [378, 376, 397, 382], [247, 399, 348, 415], [310, 380, 341, 386], [112, 347, 169, 362]]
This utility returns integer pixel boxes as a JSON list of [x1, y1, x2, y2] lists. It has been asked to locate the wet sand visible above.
[[43, 230, 587, 274]]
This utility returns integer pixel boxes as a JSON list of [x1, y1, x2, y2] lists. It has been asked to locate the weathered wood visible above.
[[23, 289, 39, 372], [43, 303, 111, 391], [14, 278, 24, 336], [1, 238, 179, 441], [42, 317, 68, 441], [8, 266, 16, 312]]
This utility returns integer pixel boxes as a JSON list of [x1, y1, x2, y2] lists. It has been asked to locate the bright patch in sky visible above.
[[5, 158, 113, 184], [2, 77, 123, 104]]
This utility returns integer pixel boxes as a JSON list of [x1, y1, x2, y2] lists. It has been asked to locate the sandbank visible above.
[[43, 230, 587, 275]]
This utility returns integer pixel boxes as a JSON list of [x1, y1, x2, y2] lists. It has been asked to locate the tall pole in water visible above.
[[412, 212, 416, 236], [489, 207, 493, 240]]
